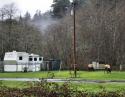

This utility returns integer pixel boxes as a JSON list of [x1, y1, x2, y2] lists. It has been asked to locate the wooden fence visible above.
[[0, 61, 4, 72]]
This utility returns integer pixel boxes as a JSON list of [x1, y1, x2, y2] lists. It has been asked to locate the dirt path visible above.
[[0, 78, 125, 83]]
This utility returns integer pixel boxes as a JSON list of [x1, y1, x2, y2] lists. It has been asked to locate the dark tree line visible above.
[[0, 3, 44, 60], [45, 0, 125, 68], [0, 0, 125, 69]]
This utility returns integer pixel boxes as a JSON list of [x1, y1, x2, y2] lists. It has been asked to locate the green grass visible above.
[[78, 71, 125, 80], [0, 71, 125, 80], [0, 81, 125, 92], [0, 81, 29, 88], [0, 71, 124, 92], [71, 83, 125, 92]]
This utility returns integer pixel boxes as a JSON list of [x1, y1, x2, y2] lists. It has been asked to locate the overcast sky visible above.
[[0, 0, 53, 16]]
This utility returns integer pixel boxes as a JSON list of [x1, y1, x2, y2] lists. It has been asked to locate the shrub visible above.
[[0, 82, 124, 97]]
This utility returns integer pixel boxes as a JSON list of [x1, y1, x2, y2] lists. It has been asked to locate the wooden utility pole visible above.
[[73, 0, 77, 77]]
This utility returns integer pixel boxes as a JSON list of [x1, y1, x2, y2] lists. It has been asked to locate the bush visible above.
[[0, 82, 124, 97]]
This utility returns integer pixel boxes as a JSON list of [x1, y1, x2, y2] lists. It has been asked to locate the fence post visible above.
[[120, 65, 122, 71]]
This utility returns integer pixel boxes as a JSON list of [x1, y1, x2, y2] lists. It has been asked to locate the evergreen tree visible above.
[[73, 0, 86, 9], [24, 11, 31, 22], [33, 10, 42, 21], [52, 0, 70, 18]]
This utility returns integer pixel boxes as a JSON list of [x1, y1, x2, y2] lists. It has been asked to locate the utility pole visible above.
[[73, 0, 77, 77]]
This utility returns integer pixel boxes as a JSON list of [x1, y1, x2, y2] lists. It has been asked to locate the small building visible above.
[[43, 59, 61, 71], [4, 51, 43, 72]]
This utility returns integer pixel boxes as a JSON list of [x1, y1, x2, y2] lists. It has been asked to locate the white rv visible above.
[[4, 51, 43, 72]]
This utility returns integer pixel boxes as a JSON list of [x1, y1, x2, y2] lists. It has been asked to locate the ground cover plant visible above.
[[1, 81, 125, 92], [0, 81, 125, 97]]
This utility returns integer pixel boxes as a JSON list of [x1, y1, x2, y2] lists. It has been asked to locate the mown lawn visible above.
[[71, 83, 125, 92], [0, 81, 29, 88], [78, 71, 125, 80], [0, 71, 125, 92], [0, 71, 125, 80]]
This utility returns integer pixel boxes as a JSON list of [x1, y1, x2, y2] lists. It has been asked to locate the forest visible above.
[[0, 0, 125, 69]]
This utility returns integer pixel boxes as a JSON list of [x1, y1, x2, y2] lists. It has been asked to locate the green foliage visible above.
[[0, 82, 125, 97], [47, 71, 55, 78]]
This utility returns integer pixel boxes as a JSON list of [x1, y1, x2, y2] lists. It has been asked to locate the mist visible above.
[[32, 16, 57, 32], [30, 11, 58, 33]]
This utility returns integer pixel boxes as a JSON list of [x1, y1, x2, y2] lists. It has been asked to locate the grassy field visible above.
[[0, 81, 28, 88], [0, 71, 125, 80], [0, 71, 125, 92], [72, 83, 125, 92]]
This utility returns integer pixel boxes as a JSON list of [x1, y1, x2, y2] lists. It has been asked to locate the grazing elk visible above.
[[88, 64, 94, 71], [104, 64, 111, 74]]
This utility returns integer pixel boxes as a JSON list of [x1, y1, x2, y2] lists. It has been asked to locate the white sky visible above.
[[0, 0, 53, 16]]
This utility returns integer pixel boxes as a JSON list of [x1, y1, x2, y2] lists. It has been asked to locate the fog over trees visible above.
[[0, 0, 125, 69]]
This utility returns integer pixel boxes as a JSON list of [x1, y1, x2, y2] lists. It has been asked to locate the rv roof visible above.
[[6, 51, 27, 54], [29, 54, 39, 57]]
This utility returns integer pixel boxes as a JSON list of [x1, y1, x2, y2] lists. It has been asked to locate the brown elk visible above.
[[88, 64, 94, 71], [104, 64, 111, 73]]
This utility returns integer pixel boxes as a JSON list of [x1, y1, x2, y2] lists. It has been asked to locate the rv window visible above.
[[19, 56, 23, 60], [29, 58, 32, 61], [34, 58, 37, 61], [39, 58, 42, 61]]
